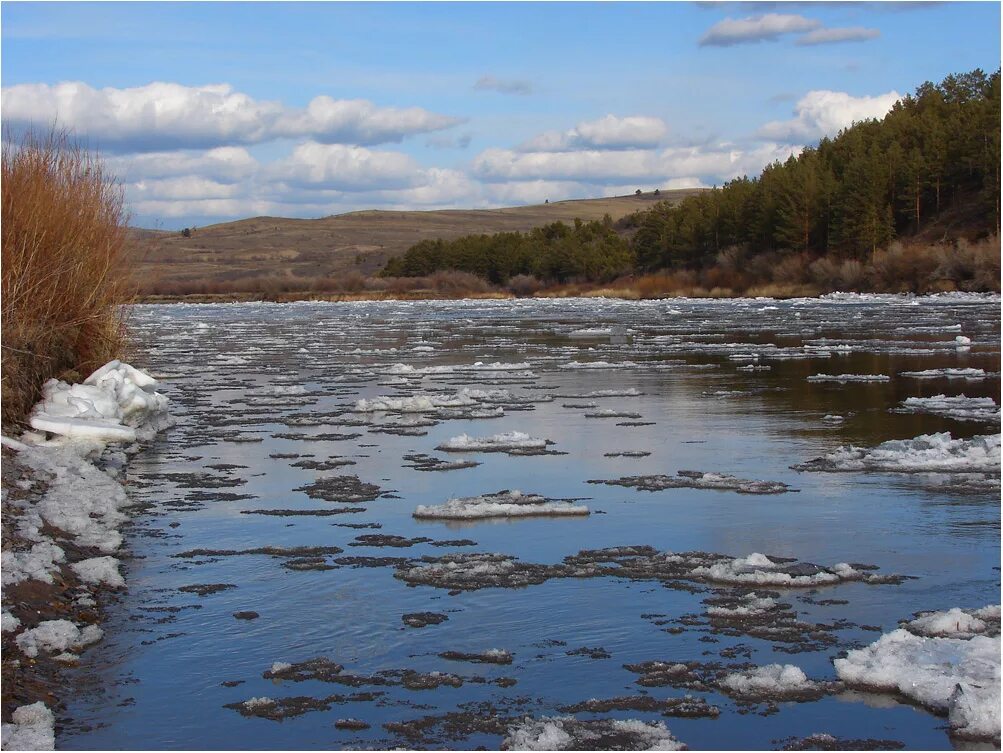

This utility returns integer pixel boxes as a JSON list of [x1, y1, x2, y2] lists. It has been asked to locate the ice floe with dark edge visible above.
[[893, 395, 1000, 423], [834, 626, 1001, 741], [806, 374, 890, 383], [792, 433, 1000, 474], [413, 490, 589, 520], [501, 716, 685, 751], [900, 367, 995, 380], [394, 547, 904, 591], [436, 431, 555, 454], [901, 605, 1000, 638], [589, 470, 793, 495]]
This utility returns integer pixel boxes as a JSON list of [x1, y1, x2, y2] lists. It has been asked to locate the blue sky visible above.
[[2, 2, 999, 229]]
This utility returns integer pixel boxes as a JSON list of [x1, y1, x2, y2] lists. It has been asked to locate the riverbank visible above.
[[1, 363, 170, 749]]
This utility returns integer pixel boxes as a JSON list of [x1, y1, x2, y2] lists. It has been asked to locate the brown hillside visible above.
[[130, 190, 703, 293]]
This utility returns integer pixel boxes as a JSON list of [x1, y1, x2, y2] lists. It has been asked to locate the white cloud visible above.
[[520, 115, 668, 152], [268, 142, 424, 191], [128, 176, 241, 202], [474, 75, 533, 96], [274, 96, 463, 145], [106, 147, 259, 183], [795, 27, 880, 45], [700, 13, 819, 46], [757, 89, 901, 142], [1, 81, 462, 152], [473, 142, 799, 184]]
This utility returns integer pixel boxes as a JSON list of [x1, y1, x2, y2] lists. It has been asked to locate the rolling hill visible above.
[[130, 189, 705, 293]]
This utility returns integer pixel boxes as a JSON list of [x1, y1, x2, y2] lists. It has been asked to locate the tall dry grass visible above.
[[2, 130, 131, 427]]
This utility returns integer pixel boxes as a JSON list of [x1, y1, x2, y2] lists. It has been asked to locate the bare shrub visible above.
[[2, 129, 130, 426], [507, 274, 543, 297]]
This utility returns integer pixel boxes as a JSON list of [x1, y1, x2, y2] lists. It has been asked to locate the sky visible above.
[[2, 1, 999, 229]]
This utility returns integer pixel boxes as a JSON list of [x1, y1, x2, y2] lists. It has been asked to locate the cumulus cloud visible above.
[[1, 81, 462, 152], [267, 142, 423, 191], [520, 115, 668, 152], [757, 89, 901, 141], [473, 142, 799, 184], [699, 13, 819, 46], [106, 147, 259, 183], [795, 26, 880, 45], [474, 75, 533, 95]]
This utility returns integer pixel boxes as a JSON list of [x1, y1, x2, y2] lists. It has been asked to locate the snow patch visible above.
[[1, 702, 55, 750]]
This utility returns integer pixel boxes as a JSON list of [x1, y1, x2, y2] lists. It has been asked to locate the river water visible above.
[[60, 295, 1000, 750]]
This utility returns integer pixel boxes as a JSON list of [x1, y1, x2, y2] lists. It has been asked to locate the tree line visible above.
[[382, 69, 999, 284], [381, 217, 634, 284]]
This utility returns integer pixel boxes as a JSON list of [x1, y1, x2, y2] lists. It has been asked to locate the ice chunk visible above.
[[904, 606, 999, 638], [834, 629, 1000, 740], [895, 395, 1000, 423], [900, 368, 991, 380], [414, 490, 589, 520], [807, 374, 890, 383], [590, 470, 792, 495], [28, 360, 168, 444], [793, 433, 1001, 474], [1, 611, 21, 633], [720, 664, 820, 699], [70, 556, 124, 588], [15, 620, 103, 658], [1, 542, 65, 586], [353, 392, 478, 413], [502, 716, 685, 751], [0, 702, 55, 750], [436, 431, 551, 453]]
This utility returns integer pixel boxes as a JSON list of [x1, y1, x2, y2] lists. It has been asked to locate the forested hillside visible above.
[[383, 69, 1000, 294]]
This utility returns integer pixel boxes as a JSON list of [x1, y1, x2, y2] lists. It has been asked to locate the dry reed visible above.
[[2, 129, 130, 426]]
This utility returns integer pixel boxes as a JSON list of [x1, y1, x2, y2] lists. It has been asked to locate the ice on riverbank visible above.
[[15, 619, 103, 658], [28, 360, 169, 443], [413, 490, 589, 520], [834, 628, 1001, 741], [0, 702, 55, 750], [793, 433, 1001, 474]]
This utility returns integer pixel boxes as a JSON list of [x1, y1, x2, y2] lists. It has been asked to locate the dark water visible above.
[[60, 295, 1000, 750]]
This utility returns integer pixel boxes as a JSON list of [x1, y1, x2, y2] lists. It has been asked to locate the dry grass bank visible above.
[[1, 131, 130, 427]]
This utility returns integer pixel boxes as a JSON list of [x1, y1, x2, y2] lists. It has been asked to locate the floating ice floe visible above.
[[900, 368, 993, 380], [395, 547, 903, 592], [436, 431, 554, 454], [807, 374, 890, 383], [793, 433, 1001, 474], [894, 395, 1000, 424], [15, 619, 103, 658], [902, 605, 1000, 638], [502, 716, 685, 751], [589, 470, 792, 495], [706, 593, 778, 618], [353, 392, 477, 413], [29, 360, 169, 443], [834, 628, 1001, 741], [560, 360, 638, 369], [719, 664, 823, 700], [413, 490, 589, 520], [0, 702, 55, 750]]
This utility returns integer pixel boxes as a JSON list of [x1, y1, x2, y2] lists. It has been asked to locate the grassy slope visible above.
[[130, 190, 704, 291]]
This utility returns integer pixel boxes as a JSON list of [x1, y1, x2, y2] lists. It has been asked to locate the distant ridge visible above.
[[129, 189, 704, 292]]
